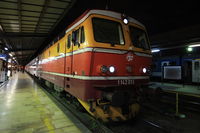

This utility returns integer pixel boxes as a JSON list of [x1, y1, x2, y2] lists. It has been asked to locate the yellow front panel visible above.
[[85, 14, 151, 54]]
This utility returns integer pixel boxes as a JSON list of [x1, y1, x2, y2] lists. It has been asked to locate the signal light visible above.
[[100, 65, 108, 73], [109, 66, 115, 73], [123, 18, 128, 24], [142, 68, 147, 73]]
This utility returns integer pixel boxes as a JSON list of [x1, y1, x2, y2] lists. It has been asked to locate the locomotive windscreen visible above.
[[92, 18, 125, 45], [129, 26, 149, 49]]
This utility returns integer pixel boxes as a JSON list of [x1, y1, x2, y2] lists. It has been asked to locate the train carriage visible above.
[[26, 9, 152, 122]]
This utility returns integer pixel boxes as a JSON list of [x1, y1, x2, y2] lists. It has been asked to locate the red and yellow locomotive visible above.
[[26, 9, 152, 122]]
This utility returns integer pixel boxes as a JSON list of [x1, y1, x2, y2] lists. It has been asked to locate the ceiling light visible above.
[[9, 53, 12, 56], [0, 24, 3, 31], [151, 49, 160, 53], [4, 47, 8, 50], [187, 47, 193, 52], [189, 44, 200, 48]]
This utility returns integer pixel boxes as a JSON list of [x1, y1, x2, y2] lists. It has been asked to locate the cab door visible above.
[[71, 26, 85, 76], [64, 33, 73, 89], [65, 26, 86, 91]]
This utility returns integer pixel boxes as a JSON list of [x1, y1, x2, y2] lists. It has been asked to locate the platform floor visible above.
[[150, 82, 200, 96], [0, 72, 90, 133]]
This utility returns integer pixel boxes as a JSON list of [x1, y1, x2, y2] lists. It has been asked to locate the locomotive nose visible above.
[[103, 91, 130, 106]]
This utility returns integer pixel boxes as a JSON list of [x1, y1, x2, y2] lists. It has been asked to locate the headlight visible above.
[[109, 66, 115, 73], [101, 65, 108, 73], [142, 68, 147, 73], [123, 18, 128, 24]]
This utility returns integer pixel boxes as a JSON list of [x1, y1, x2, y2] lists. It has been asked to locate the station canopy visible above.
[[0, 0, 76, 65]]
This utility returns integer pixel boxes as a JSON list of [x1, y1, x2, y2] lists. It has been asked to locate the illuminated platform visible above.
[[0, 72, 90, 133], [150, 82, 200, 97]]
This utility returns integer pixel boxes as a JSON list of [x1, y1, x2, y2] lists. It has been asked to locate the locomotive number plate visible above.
[[118, 79, 134, 85]]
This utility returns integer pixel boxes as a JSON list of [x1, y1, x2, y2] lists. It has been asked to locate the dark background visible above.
[[60, 0, 200, 36]]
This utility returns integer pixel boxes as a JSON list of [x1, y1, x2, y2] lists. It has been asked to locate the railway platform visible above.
[[149, 82, 200, 97], [0, 72, 91, 133], [149, 82, 200, 117]]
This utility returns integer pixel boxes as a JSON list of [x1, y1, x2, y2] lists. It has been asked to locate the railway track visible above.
[[151, 91, 200, 113], [139, 93, 200, 133], [45, 85, 171, 133], [30, 74, 183, 133], [161, 93, 200, 113], [31, 75, 112, 133], [106, 116, 171, 133]]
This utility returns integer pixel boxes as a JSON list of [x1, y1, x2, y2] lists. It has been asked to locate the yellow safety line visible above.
[[32, 90, 55, 133]]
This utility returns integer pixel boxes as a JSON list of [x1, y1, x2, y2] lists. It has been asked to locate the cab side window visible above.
[[57, 43, 60, 53], [67, 34, 71, 48], [74, 29, 79, 46], [72, 26, 85, 47], [80, 26, 85, 43]]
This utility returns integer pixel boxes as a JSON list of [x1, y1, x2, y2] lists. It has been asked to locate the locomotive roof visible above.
[[65, 9, 145, 34]]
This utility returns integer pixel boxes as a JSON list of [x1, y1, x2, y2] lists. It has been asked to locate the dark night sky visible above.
[[62, 0, 200, 35]]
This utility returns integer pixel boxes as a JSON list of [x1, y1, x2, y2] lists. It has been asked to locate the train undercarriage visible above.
[[43, 79, 142, 122]]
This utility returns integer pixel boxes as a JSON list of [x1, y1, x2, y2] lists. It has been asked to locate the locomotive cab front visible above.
[[26, 9, 152, 122], [76, 10, 152, 122]]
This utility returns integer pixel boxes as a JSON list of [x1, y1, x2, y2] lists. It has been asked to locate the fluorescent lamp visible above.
[[151, 49, 160, 53], [189, 44, 200, 48], [187, 47, 193, 52], [9, 53, 13, 57], [0, 24, 3, 31]]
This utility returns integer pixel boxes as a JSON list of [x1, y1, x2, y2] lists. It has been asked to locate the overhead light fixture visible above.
[[189, 44, 200, 48], [151, 48, 160, 53], [187, 47, 193, 52], [0, 24, 3, 31], [9, 53, 13, 57], [4, 47, 8, 51]]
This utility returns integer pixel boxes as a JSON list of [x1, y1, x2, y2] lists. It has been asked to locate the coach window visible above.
[[67, 34, 71, 48], [80, 26, 85, 43], [57, 43, 60, 53], [194, 62, 199, 70]]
